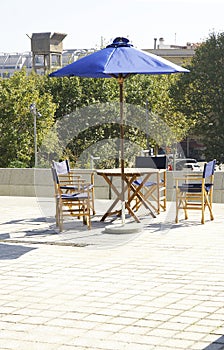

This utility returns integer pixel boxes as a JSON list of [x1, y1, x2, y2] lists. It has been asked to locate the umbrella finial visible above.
[[107, 37, 133, 48]]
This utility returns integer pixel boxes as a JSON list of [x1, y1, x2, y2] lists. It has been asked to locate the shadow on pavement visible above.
[[0, 243, 37, 260], [1, 216, 48, 226]]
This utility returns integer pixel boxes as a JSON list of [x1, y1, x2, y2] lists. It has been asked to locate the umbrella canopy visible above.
[[49, 37, 189, 78], [49, 37, 189, 224]]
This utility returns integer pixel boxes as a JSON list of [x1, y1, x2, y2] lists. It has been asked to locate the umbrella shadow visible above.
[[0, 213, 157, 249], [0, 243, 37, 260], [0, 233, 10, 240], [0, 214, 118, 246], [1, 216, 48, 226], [170, 220, 206, 230], [0, 216, 57, 241], [141, 215, 203, 237]]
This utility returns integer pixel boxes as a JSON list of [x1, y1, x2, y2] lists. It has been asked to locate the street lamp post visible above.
[[90, 155, 100, 169], [30, 103, 41, 168]]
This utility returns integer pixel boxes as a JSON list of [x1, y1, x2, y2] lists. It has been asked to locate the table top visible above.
[[96, 167, 166, 176]]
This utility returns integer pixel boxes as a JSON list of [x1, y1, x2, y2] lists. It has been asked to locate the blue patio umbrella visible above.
[[49, 37, 189, 224]]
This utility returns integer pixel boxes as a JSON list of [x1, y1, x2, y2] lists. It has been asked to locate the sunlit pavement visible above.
[[0, 196, 224, 349]]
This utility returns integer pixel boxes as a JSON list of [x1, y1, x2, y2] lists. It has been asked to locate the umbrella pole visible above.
[[118, 76, 125, 224]]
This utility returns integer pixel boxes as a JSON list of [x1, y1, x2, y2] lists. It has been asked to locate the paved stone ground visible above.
[[0, 196, 224, 349]]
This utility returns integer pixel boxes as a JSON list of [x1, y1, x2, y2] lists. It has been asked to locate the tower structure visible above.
[[31, 32, 67, 73]]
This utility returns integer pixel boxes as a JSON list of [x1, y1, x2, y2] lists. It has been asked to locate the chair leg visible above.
[[208, 203, 214, 221], [59, 208, 63, 232], [91, 194, 95, 215], [56, 200, 63, 228], [175, 193, 188, 223], [90, 173, 96, 215], [201, 193, 205, 224], [87, 204, 91, 229], [83, 214, 91, 230], [175, 189, 179, 223], [184, 204, 188, 220], [205, 193, 214, 221], [81, 202, 91, 229], [175, 199, 182, 223], [181, 195, 188, 220], [87, 215, 91, 229], [55, 205, 59, 227]]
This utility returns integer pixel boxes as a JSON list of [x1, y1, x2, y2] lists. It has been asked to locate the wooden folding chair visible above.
[[175, 159, 216, 224], [52, 159, 95, 215], [132, 155, 167, 214], [51, 166, 92, 231]]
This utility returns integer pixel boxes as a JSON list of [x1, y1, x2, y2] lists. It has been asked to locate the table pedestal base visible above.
[[104, 222, 143, 234]]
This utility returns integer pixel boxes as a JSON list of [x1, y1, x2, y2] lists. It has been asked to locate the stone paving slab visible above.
[[0, 196, 224, 349]]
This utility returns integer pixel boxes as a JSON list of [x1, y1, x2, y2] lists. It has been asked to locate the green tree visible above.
[[0, 70, 56, 167], [125, 75, 190, 148], [43, 75, 82, 118], [170, 32, 224, 161]]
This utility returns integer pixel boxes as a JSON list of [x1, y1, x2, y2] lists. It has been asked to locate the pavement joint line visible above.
[[0, 239, 91, 247]]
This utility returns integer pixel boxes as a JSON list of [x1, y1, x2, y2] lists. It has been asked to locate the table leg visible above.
[[100, 174, 123, 221], [127, 174, 157, 218], [98, 172, 160, 222], [99, 174, 142, 222]]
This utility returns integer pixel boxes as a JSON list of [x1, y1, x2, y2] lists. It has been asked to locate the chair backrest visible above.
[[203, 159, 216, 179], [51, 166, 59, 185], [52, 159, 70, 175], [135, 155, 168, 169], [51, 167, 61, 198]]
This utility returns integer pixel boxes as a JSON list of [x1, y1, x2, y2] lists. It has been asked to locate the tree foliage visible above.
[[0, 70, 56, 167], [170, 32, 224, 161]]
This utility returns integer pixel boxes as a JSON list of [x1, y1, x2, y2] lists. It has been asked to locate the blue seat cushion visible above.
[[133, 179, 164, 187], [133, 179, 156, 187], [61, 193, 88, 200]]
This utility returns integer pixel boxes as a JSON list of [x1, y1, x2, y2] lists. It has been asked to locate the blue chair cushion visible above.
[[133, 179, 156, 187], [61, 193, 88, 200], [133, 178, 164, 187]]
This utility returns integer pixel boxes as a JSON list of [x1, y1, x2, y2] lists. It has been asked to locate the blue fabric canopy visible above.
[[49, 37, 189, 78]]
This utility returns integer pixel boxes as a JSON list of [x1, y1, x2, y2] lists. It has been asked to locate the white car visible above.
[[175, 158, 198, 170], [182, 163, 201, 171]]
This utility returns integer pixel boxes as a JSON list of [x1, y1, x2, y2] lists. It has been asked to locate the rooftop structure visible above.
[[31, 32, 67, 73], [145, 48, 195, 66]]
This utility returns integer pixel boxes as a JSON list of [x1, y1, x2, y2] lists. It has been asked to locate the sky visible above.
[[1, 0, 224, 53]]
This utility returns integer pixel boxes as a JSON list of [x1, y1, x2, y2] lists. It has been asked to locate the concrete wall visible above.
[[0, 168, 111, 199], [0, 168, 223, 203]]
